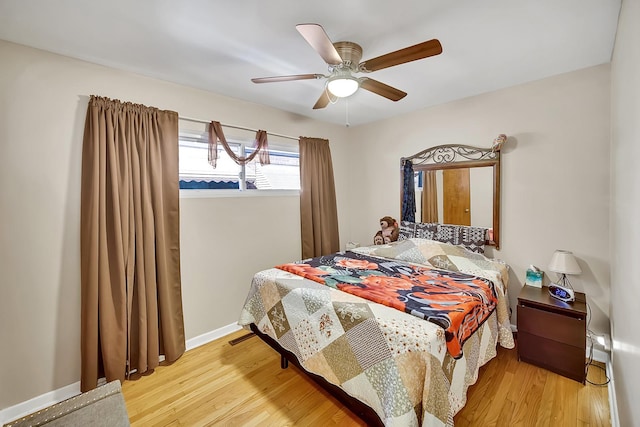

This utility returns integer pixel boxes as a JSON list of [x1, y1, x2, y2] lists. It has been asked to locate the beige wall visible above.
[[345, 64, 611, 336], [0, 40, 349, 412], [179, 194, 301, 338], [610, 0, 640, 425]]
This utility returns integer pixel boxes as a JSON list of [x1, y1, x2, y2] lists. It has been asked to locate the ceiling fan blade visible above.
[[251, 74, 324, 83], [359, 39, 442, 72], [296, 23, 343, 66], [312, 90, 337, 109], [359, 78, 407, 101]]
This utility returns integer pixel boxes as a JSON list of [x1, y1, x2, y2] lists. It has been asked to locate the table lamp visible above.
[[548, 250, 581, 302]]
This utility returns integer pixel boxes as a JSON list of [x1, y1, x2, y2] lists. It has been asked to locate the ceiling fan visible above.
[[251, 24, 443, 109]]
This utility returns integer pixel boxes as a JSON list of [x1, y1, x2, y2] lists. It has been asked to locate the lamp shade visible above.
[[548, 250, 582, 275], [326, 75, 359, 98]]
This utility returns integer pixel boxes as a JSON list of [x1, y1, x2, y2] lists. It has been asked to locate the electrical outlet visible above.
[[596, 334, 611, 351], [589, 331, 611, 351]]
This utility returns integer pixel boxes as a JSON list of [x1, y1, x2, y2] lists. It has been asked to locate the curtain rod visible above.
[[179, 115, 299, 142]]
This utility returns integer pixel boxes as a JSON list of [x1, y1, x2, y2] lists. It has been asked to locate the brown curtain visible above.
[[80, 96, 185, 392], [299, 137, 340, 258], [422, 170, 439, 223]]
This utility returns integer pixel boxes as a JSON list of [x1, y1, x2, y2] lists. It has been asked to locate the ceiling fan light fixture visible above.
[[251, 24, 443, 109], [326, 75, 359, 98]]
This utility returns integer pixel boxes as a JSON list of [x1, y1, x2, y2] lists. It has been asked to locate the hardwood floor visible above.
[[121, 330, 611, 426]]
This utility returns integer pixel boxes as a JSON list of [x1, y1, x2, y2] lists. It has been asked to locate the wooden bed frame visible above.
[[249, 323, 384, 426]]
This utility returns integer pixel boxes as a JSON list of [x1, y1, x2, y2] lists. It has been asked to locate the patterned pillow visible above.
[[398, 221, 415, 240], [399, 221, 437, 241], [398, 221, 488, 253], [435, 224, 488, 254]]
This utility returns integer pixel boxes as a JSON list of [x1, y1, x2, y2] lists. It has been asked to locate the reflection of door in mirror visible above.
[[421, 167, 493, 228], [443, 169, 470, 226]]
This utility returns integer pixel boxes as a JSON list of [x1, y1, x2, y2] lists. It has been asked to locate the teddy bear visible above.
[[374, 216, 399, 245]]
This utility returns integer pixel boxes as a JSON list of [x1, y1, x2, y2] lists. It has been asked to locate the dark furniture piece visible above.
[[517, 285, 587, 383]]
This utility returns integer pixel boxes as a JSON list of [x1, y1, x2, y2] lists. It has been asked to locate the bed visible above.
[[238, 231, 514, 426]]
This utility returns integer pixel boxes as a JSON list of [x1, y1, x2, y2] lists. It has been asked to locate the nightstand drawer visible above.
[[517, 304, 585, 348], [518, 331, 586, 382]]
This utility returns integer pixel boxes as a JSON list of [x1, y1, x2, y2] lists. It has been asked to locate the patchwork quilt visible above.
[[238, 239, 514, 427], [275, 251, 497, 359]]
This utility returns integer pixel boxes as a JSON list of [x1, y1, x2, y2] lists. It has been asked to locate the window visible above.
[[414, 171, 423, 188], [178, 132, 300, 191]]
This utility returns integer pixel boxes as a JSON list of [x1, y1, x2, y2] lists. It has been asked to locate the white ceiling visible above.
[[0, 0, 620, 127]]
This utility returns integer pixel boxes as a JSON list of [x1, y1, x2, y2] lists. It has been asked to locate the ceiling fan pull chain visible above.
[[345, 98, 350, 128]]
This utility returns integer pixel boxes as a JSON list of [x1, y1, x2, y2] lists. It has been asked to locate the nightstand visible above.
[[517, 285, 587, 383]]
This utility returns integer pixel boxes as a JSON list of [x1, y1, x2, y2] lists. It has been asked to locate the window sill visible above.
[[179, 189, 300, 199]]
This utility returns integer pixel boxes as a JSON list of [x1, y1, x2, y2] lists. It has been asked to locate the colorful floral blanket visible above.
[[352, 238, 514, 348], [276, 252, 497, 359]]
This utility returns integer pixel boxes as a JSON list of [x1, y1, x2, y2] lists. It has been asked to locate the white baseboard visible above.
[[0, 322, 243, 425], [186, 322, 242, 351], [591, 347, 609, 364], [605, 359, 619, 427], [0, 382, 81, 425]]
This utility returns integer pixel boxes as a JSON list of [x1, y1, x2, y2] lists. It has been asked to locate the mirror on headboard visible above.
[[401, 136, 505, 249]]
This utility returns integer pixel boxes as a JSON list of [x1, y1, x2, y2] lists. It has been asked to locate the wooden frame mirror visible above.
[[401, 140, 503, 249]]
